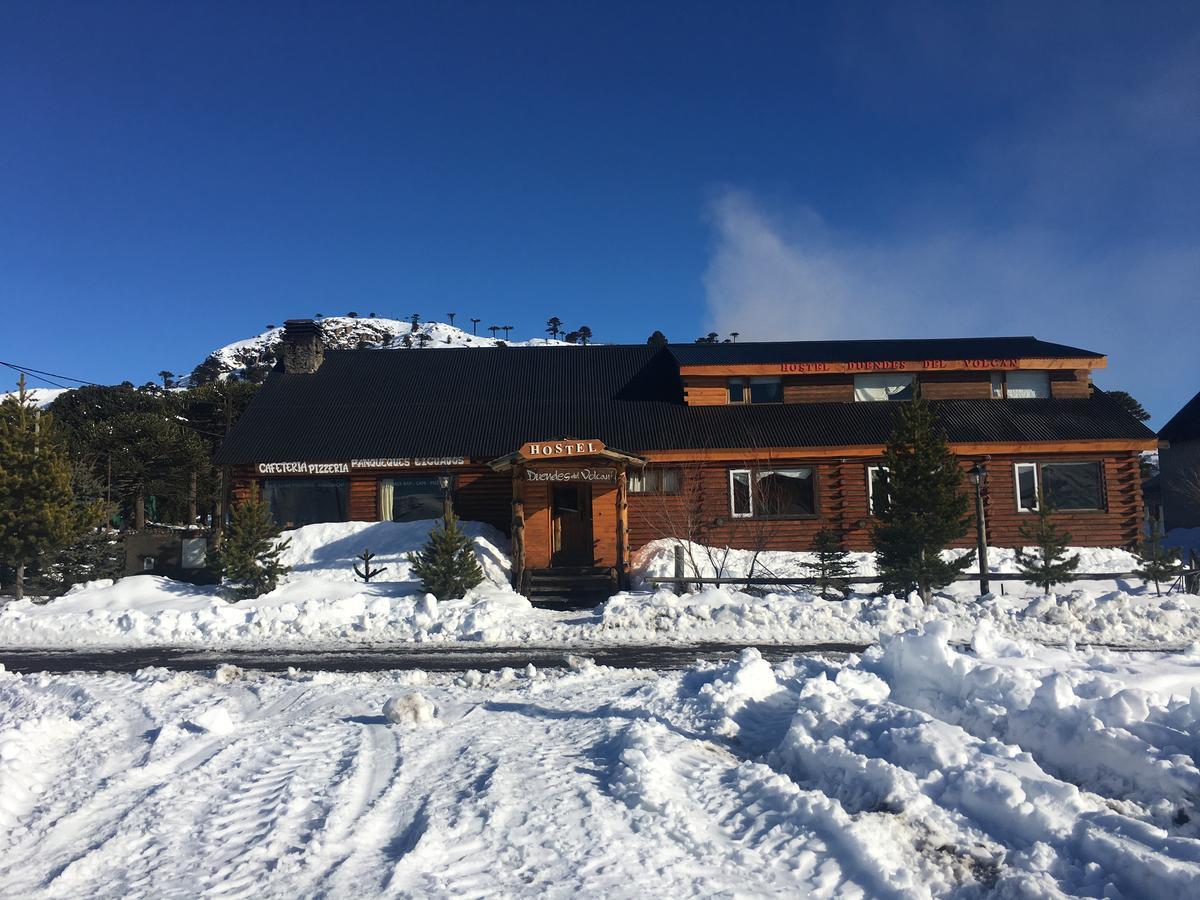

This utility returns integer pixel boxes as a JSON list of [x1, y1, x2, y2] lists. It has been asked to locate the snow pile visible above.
[[383, 692, 437, 726], [600, 583, 1200, 647], [0, 520, 540, 648]]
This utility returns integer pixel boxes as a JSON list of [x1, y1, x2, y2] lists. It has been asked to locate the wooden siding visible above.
[[349, 472, 376, 520], [522, 482, 552, 569], [1050, 368, 1091, 399], [783, 375, 854, 403], [918, 371, 992, 401], [591, 483, 619, 567], [629, 451, 1143, 553], [682, 375, 728, 406]]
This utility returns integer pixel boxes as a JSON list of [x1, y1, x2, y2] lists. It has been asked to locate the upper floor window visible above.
[[993, 371, 1050, 399], [854, 373, 914, 402], [1014, 461, 1104, 512], [728, 376, 782, 404], [629, 468, 682, 494], [730, 467, 815, 517]]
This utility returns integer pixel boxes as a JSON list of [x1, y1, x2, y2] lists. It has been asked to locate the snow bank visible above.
[[0, 520, 537, 648]]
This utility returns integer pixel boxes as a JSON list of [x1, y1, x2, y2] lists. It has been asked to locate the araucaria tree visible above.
[[871, 391, 975, 602], [408, 513, 484, 602], [0, 377, 102, 599], [1134, 521, 1184, 597], [215, 487, 291, 601], [1015, 494, 1080, 594], [804, 527, 858, 600]]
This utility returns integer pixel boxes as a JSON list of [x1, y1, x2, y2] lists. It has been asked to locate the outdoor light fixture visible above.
[[968, 463, 990, 595], [438, 473, 452, 492]]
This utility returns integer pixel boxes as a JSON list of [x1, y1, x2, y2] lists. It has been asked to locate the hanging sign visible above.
[[257, 461, 349, 475], [519, 439, 606, 460], [525, 467, 617, 483]]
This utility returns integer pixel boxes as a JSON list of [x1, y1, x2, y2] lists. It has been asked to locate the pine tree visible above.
[[871, 390, 975, 602], [1134, 521, 1184, 597], [577, 326, 593, 345], [646, 330, 668, 347], [408, 513, 484, 602], [0, 377, 102, 599], [214, 487, 291, 601], [1015, 494, 1080, 594], [546, 317, 563, 339], [803, 526, 858, 600]]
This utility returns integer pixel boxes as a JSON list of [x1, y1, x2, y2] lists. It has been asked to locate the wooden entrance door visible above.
[[551, 484, 593, 566]]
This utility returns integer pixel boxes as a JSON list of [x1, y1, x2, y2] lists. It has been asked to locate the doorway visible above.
[[551, 484, 593, 566]]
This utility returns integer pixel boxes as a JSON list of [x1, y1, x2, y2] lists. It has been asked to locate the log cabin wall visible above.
[[522, 481, 552, 569], [590, 482, 619, 568], [683, 368, 1094, 405], [628, 451, 1143, 553]]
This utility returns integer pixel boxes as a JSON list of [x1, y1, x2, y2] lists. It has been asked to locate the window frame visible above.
[[993, 371, 1051, 400], [629, 467, 682, 495], [727, 376, 783, 405], [853, 373, 915, 402], [1013, 460, 1106, 513], [867, 465, 890, 515], [728, 466, 818, 519]]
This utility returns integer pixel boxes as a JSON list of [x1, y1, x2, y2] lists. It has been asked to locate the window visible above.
[[728, 377, 782, 404], [629, 468, 682, 494], [867, 466, 890, 515], [1042, 462, 1104, 510], [262, 478, 348, 528], [729, 467, 815, 517], [1014, 461, 1104, 512], [995, 371, 1050, 399], [853, 373, 914, 401], [380, 476, 444, 522]]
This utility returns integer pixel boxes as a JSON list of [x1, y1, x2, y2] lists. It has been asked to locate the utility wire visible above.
[[0, 362, 73, 391], [0, 360, 100, 386]]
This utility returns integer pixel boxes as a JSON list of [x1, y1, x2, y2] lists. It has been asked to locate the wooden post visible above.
[[616, 469, 629, 590], [188, 471, 198, 527], [511, 468, 526, 595], [674, 544, 685, 595]]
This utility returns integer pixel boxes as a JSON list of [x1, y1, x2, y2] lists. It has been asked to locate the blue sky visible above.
[[1, 2, 1197, 423]]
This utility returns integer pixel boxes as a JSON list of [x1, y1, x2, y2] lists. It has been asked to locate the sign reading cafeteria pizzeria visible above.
[[518, 439, 607, 460], [257, 461, 349, 475]]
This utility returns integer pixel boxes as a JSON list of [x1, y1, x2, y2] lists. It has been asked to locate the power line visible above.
[[0, 360, 100, 387], [0, 362, 73, 391]]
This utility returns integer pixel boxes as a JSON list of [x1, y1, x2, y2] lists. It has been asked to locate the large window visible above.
[[380, 476, 445, 522], [1014, 461, 1104, 512], [729, 468, 816, 518], [728, 377, 783, 404], [853, 373, 914, 402], [867, 466, 890, 515], [629, 468, 682, 494], [262, 478, 348, 528], [993, 371, 1050, 399]]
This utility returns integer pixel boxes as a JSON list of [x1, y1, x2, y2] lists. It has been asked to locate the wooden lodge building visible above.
[[214, 320, 1156, 596]]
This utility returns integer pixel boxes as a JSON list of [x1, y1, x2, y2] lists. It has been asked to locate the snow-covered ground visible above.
[[2, 626, 1199, 897], [2, 520, 1199, 650]]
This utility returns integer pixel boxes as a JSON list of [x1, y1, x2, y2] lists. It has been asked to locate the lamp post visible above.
[[967, 463, 990, 596], [438, 472, 453, 520]]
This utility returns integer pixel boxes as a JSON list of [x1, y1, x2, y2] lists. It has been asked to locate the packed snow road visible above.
[[3, 622, 1200, 899], [0, 642, 866, 675]]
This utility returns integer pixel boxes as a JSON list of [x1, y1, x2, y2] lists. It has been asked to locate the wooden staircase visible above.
[[524, 567, 618, 609]]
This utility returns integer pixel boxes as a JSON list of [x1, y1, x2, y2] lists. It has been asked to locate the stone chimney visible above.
[[281, 319, 325, 374]]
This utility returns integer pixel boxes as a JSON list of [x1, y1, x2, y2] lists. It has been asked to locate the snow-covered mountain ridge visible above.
[[190, 316, 573, 383]]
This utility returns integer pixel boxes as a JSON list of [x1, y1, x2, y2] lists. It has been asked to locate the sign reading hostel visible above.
[[519, 439, 607, 460]]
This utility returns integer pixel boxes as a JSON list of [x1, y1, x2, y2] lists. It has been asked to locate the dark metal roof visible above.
[[214, 345, 1152, 464], [668, 336, 1104, 366], [1160, 389, 1200, 444]]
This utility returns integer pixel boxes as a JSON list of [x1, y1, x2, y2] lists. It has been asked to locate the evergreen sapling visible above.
[[1015, 494, 1080, 595], [871, 390, 975, 602], [1134, 521, 1184, 597], [803, 526, 857, 600], [215, 487, 291, 601], [353, 548, 387, 582], [408, 513, 484, 602]]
